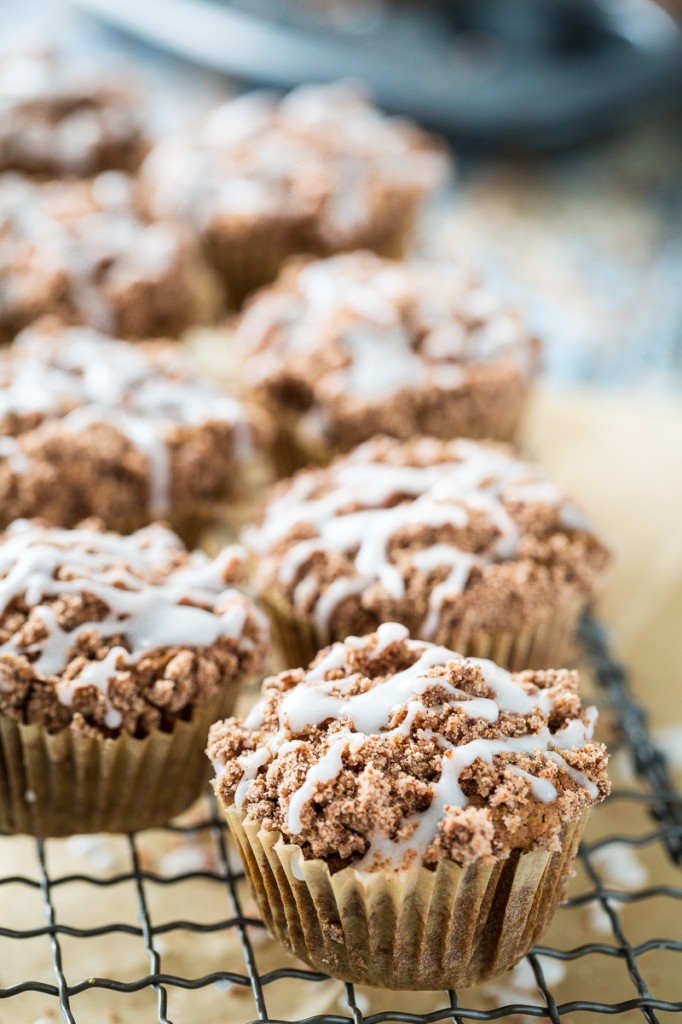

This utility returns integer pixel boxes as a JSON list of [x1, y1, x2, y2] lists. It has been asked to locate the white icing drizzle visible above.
[[223, 626, 600, 869], [239, 253, 535, 413], [0, 324, 251, 515], [144, 83, 447, 244], [246, 437, 594, 640], [0, 520, 266, 726]]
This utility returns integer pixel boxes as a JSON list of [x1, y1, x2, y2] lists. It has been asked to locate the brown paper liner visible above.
[[268, 390, 531, 477], [206, 213, 418, 310], [261, 591, 586, 673], [0, 685, 244, 837], [224, 806, 588, 989]]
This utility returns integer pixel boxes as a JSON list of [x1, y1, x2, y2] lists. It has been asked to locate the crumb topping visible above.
[[0, 320, 255, 519], [0, 520, 268, 737], [245, 436, 610, 640], [0, 171, 217, 340], [143, 83, 448, 246], [0, 49, 145, 176], [210, 623, 609, 870], [239, 252, 538, 446]]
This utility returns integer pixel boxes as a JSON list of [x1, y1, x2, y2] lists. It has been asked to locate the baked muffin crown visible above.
[[143, 83, 449, 244], [239, 250, 539, 446], [210, 623, 608, 871], [0, 171, 219, 341], [245, 435, 610, 643], [0, 319, 256, 526], [0, 48, 146, 177], [0, 519, 268, 737]]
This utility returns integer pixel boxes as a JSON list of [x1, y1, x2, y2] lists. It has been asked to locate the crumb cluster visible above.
[[0, 520, 268, 737], [238, 251, 539, 450], [0, 171, 219, 342], [245, 435, 610, 642], [210, 624, 609, 870]]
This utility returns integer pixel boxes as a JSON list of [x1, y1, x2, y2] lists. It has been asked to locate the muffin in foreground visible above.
[[0, 48, 146, 177], [143, 83, 449, 305], [0, 519, 268, 836], [0, 171, 219, 343], [209, 623, 609, 988], [237, 252, 539, 473], [0, 320, 265, 543], [244, 435, 610, 670]]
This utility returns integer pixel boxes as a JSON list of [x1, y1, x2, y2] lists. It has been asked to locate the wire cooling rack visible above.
[[0, 613, 681, 1024]]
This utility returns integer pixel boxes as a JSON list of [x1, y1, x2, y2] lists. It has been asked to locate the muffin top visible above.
[[245, 435, 610, 641], [143, 83, 448, 246], [0, 520, 268, 737], [238, 251, 539, 447], [210, 623, 608, 871], [0, 171, 218, 341], [0, 49, 146, 177], [0, 320, 257, 523]]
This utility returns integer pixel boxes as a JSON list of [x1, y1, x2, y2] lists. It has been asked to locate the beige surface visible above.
[[0, 387, 680, 1023], [523, 388, 682, 727]]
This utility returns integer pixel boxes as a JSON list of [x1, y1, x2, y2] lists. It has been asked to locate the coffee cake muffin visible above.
[[143, 83, 449, 304], [0, 49, 146, 177], [0, 171, 219, 343], [237, 252, 539, 473], [0, 519, 268, 836], [209, 623, 609, 988], [0, 320, 264, 542], [244, 436, 610, 670]]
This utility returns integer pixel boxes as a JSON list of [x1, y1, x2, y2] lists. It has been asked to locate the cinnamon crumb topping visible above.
[[238, 251, 539, 450], [0, 520, 268, 737], [245, 435, 610, 643], [0, 171, 219, 342], [210, 623, 609, 871]]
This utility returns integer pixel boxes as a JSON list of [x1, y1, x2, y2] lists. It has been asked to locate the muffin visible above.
[[237, 252, 539, 473], [142, 83, 450, 305], [209, 622, 609, 989], [0, 320, 266, 543], [0, 171, 219, 343], [0, 519, 268, 836], [0, 48, 146, 177], [244, 435, 610, 670]]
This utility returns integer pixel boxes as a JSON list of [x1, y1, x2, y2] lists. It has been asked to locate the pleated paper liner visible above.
[[260, 590, 586, 673], [206, 206, 421, 311], [225, 805, 588, 990], [266, 390, 533, 478], [0, 685, 244, 837]]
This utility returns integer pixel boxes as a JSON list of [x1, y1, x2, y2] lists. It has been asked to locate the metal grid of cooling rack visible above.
[[0, 614, 681, 1024]]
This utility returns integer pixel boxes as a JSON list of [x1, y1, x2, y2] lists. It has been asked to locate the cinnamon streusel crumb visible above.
[[0, 520, 268, 738], [210, 623, 608, 871]]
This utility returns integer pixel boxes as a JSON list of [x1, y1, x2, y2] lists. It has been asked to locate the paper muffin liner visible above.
[[267, 385, 533, 477], [261, 591, 586, 673], [224, 805, 588, 989], [207, 211, 418, 310], [0, 685, 244, 837]]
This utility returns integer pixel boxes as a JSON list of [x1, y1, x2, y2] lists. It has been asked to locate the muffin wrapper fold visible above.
[[262, 591, 586, 674], [212, 210, 418, 310], [225, 806, 588, 990], [0, 687, 242, 837]]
